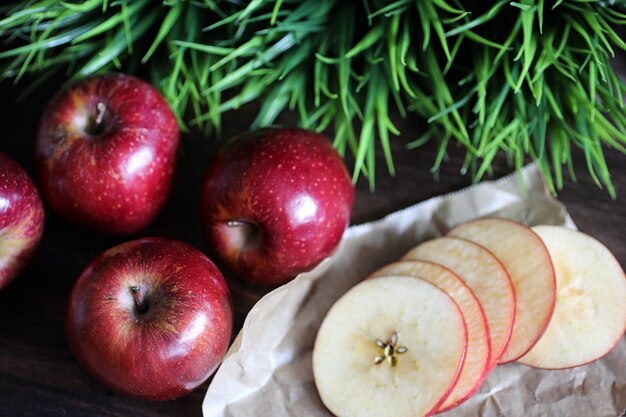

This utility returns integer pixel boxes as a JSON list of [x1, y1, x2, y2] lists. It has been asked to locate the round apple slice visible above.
[[449, 218, 556, 363], [404, 237, 515, 369], [367, 261, 490, 412], [313, 276, 467, 417], [517, 226, 626, 369]]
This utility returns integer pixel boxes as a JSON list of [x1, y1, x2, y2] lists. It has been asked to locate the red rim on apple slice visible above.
[[518, 226, 626, 369], [313, 276, 467, 417], [449, 218, 556, 363], [367, 261, 490, 412], [403, 237, 515, 370]]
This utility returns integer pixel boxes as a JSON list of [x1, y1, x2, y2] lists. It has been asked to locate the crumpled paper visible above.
[[203, 164, 626, 417]]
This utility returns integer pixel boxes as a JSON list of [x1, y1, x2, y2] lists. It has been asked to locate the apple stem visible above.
[[94, 102, 106, 128], [226, 220, 246, 227], [130, 285, 148, 314], [223, 220, 262, 252]]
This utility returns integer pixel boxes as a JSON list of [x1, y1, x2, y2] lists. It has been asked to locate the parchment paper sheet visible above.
[[203, 164, 626, 417]]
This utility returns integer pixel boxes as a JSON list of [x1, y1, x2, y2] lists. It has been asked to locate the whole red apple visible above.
[[35, 73, 179, 235], [200, 128, 355, 286], [65, 238, 233, 400], [0, 153, 44, 290]]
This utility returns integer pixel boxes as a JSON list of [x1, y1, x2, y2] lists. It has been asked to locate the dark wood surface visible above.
[[0, 77, 625, 417]]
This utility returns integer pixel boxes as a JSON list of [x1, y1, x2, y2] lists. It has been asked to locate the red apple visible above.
[[35, 73, 179, 235], [65, 238, 233, 400], [200, 128, 355, 286], [0, 153, 44, 290]]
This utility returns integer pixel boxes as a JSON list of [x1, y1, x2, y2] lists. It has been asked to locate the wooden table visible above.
[[1, 78, 625, 417]]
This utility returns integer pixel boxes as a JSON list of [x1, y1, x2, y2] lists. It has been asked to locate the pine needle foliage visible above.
[[2, 0, 626, 194]]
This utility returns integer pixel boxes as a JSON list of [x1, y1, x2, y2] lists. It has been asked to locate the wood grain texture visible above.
[[0, 77, 625, 417]]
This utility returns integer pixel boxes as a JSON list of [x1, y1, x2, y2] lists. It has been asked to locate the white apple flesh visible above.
[[449, 218, 556, 363], [517, 226, 626, 369], [404, 237, 515, 370], [367, 261, 490, 412], [313, 276, 467, 417]]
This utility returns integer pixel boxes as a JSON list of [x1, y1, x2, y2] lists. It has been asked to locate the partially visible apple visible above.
[[66, 238, 233, 400], [200, 128, 355, 286], [0, 153, 44, 290], [404, 237, 516, 370], [518, 226, 626, 369], [35, 73, 180, 235]]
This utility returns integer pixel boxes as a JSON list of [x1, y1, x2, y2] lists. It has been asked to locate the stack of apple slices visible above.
[[313, 218, 626, 417]]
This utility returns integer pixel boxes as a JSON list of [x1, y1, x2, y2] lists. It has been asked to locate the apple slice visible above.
[[313, 276, 467, 417], [449, 218, 556, 363], [367, 261, 490, 412], [517, 226, 626, 369], [404, 237, 515, 369]]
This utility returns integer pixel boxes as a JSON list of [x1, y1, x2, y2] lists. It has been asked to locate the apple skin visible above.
[[0, 153, 45, 290], [200, 128, 355, 286], [65, 238, 233, 401], [35, 73, 180, 235]]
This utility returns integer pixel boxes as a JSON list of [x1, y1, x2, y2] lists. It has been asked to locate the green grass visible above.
[[1, 0, 626, 195]]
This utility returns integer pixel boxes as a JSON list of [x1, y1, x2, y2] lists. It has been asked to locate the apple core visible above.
[[373, 331, 408, 367]]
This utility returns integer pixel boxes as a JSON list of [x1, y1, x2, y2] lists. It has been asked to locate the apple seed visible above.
[[373, 331, 408, 367]]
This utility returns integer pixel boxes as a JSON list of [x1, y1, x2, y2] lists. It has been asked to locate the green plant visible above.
[[1, 0, 626, 194]]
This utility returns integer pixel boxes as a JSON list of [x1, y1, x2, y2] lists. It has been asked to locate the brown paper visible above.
[[203, 164, 626, 417]]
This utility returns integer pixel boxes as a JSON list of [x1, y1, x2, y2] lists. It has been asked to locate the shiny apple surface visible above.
[[66, 238, 233, 400], [200, 128, 355, 286], [35, 73, 179, 234], [0, 153, 44, 289]]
